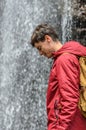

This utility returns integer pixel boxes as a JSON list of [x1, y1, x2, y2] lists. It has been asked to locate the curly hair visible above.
[[30, 23, 58, 46]]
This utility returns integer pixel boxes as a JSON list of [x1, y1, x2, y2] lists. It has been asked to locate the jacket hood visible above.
[[53, 41, 86, 58]]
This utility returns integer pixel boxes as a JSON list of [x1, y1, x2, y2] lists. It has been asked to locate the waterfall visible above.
[[61, 0, 73, 43], [0, 0, 73, 130]]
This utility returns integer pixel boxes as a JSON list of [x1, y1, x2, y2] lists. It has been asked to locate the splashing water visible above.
[[0, 0, 73, 130]]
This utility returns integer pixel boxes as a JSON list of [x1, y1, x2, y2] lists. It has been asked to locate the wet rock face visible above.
[[72, 0, 86, 45]]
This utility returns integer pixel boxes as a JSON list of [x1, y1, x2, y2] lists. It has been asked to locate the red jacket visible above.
[[47, 41, 86, 130]]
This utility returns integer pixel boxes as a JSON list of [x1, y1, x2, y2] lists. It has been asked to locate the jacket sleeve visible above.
[[55, 54, 80, 130]]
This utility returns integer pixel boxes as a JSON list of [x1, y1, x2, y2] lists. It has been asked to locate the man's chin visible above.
[[42, 53, 52, 58], [46, 55, 52, 59]]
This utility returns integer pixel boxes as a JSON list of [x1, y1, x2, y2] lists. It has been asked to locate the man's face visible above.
[[34, 40, 53, 58]]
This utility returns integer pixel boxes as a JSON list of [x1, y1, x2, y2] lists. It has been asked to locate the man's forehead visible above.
[[35, 42, 43, 46]]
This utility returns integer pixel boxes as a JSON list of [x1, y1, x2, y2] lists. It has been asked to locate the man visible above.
[[30, 23, 86, 130]]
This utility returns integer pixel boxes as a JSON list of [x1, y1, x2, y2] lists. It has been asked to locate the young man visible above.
[[30, 23, 86, 130]]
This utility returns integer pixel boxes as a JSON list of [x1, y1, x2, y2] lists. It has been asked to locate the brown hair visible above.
[[30, 23, 58, 46]]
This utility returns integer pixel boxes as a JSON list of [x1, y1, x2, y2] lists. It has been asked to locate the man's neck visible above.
[[54, 41, 63, 52]]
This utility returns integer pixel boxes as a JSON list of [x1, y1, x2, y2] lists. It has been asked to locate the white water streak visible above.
[[62, 0, 73, 43]]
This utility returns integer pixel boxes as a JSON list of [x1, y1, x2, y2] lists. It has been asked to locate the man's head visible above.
[[30, 23, 61, 58]]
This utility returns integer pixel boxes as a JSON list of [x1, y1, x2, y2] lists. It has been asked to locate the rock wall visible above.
[[72, 0, 86, 45]]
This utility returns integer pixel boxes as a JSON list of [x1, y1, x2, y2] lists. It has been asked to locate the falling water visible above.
[[61, 0, 73, 43], [0, 0, 73, 130]]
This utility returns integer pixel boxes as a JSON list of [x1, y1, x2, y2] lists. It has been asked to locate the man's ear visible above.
[[45, 35, 52, 42]]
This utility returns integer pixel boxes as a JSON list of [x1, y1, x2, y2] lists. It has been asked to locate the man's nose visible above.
[[39, 50, 43, 55]]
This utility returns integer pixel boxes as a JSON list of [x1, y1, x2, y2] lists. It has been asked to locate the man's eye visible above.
[[38, 47, 41, 50]]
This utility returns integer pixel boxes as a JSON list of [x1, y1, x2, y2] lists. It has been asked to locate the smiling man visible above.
[[30, 23, 86, 130]]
